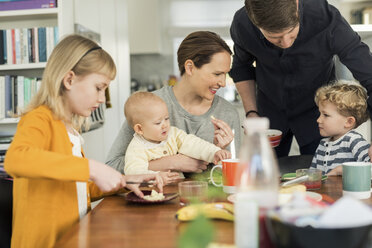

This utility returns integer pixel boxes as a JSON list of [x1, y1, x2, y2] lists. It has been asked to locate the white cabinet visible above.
[[128, 0, 162, 54]]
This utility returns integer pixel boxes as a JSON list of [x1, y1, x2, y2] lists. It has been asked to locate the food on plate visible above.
[[279, 184, 306, 194], [143, 190, 165, 201], [176, 202, 234, 221]]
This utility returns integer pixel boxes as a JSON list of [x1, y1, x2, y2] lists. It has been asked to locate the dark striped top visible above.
[[311, 130, 370, 174]]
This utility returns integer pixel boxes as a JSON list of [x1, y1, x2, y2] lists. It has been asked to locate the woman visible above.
[[106, 31, 241, 174]]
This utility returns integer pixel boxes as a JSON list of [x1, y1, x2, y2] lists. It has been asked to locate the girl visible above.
[[107, 31, 241, 174], [4, 34, 163, 248]]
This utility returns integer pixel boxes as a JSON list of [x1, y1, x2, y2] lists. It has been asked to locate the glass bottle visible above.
[[234, 117, 279, 248]]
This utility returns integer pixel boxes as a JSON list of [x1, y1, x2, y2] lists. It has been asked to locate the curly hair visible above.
[[315, 81, 369, 128]]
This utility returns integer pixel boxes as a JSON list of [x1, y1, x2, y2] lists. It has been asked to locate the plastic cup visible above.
[[296, 168, 322, 190], [178, 181, 208, 206]]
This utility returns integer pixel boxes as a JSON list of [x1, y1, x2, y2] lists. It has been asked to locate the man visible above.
[[229, 0, 372, 157]]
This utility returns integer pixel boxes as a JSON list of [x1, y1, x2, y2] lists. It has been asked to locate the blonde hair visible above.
[[124, 92, 165, 127], [315, 81, 369, 128], [24, 34, 116, 130]]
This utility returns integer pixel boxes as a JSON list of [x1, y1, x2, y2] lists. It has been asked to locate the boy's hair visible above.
[[245, 0, 299, 32], [124, 92, 165, 127], [25, 34, 116, 129], [177, 31, 232, 76], [315, 81, 369, 128]]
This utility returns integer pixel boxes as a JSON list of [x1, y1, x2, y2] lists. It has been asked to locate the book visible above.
[[3, 30, 6, 64], [38, 27, 46, 62], [12, 76, 17, 116], [0, 30, 4, 65], [17, 76, 24, 114], [4, 75, 12, 118], [0, 76, 5, 119], [23, 76, 31, 106], [27, 28, 33, 63], [33, 27, 39, 63], [0, 0, 56, 11], [14, 28, 20, 64], [11, 29, 15, 64], [21, 28, 28, 64], [6, 29, 12, 65]]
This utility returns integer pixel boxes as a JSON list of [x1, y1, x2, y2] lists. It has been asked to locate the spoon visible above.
[[280, 175, 309, 187]]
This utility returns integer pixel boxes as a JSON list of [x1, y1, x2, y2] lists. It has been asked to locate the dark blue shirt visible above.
[[230, 0, 372, 146]]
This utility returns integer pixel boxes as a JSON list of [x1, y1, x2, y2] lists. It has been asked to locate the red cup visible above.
[[210, 159, 239, 194]]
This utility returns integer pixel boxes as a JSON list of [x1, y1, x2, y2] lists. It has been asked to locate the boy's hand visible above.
[[327, 166, 343, 176], [213, 150, 231, 164], [159, 170, 182, 185]]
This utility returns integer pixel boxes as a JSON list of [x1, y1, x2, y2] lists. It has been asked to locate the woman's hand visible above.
[[89, 159, 126, 193], [124, 173, 164, 198], [211, 118, 234, 149]]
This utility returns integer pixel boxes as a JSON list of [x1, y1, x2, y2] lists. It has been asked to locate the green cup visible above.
[[342, 162, 371, 199]]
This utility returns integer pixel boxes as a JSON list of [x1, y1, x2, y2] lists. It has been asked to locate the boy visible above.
[[123, 92, 231, 182], [311, 81, 370, 175]]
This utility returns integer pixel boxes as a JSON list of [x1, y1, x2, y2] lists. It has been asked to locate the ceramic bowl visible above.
[[267, 217, 372, 248], [267, 129, 282, 141]]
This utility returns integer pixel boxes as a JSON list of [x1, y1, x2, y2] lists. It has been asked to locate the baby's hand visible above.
[[159, 170, 182, 185], [214, 149, 231, 164], [327, 166, 343, 176]]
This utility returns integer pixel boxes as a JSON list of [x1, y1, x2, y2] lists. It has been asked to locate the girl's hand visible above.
[[124, 173, 164, 198], [213, 150, 231, 164], [158, 170, 182, 185], [89, 159, 126, 193], [211, 118, 234, 149]]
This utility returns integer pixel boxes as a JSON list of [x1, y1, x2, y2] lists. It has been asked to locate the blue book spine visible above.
[[4, 75, 12, 118], [0, 30, 4, 65], [38, 27, 46, 62], [2, 30, 6, 64]]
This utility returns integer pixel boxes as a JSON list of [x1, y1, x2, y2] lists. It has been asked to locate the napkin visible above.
[[317, 196, 372, 228]]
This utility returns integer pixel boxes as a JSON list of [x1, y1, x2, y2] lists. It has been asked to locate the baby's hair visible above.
[[315, 80, 369, 128], [124, 92, 165, 127], [23, 34, 116, 130]]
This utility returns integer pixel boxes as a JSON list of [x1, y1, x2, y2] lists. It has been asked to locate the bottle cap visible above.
[[244, 117, 269, 133]]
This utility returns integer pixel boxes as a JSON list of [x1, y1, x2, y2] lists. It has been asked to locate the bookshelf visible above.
[[0, 0, 74, 134]]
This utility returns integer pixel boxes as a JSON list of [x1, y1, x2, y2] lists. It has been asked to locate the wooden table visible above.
[[55, 176, 372, 248]]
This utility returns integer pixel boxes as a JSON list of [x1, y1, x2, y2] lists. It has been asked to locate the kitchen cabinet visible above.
[[128, 0, 162, 54]]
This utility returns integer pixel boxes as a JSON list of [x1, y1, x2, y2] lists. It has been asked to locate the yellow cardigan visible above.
[[4, 105, 108, 248]]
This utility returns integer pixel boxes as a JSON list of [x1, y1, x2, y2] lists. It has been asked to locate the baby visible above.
[[123, 92, 231, 183], [311, 81, 370, 175]]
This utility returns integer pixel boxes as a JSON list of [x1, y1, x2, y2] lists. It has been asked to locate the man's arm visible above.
[[235, 80, 259, 117]]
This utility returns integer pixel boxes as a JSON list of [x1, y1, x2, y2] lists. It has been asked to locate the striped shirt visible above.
[[311, 130, 370, 174]]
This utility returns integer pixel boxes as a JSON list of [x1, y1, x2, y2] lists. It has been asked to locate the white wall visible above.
[[75, 0, 130, 162]]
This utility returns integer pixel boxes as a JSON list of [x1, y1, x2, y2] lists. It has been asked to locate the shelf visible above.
[[0, 8, 58, 18], [0, 63, 47, 71], [0, 118, 19, 124]]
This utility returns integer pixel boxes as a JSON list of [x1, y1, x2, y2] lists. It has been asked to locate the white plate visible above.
[[227, 192, 322, 205]]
